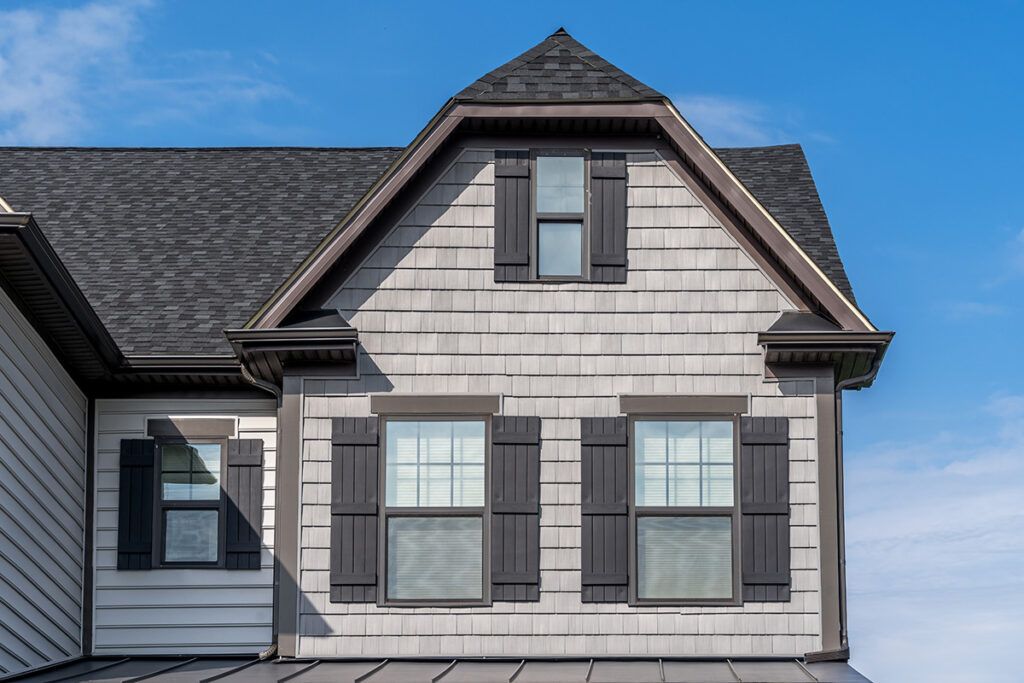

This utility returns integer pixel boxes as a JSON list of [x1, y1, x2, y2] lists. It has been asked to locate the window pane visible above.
[[537, 222, 582, 277], [164, 509, 218, 563], [637, 516, 732, 600], [635, 421, 733, 507], [385, 420, 486, 507], [387, 517, 482, 601], [161, 443, 221, 501], [536, 156, 584, 213]]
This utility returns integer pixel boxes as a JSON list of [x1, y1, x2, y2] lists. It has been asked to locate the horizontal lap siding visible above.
[[0, 288, 87, 677], [296, 150, 821, 657], [92, 399, 276, 654]]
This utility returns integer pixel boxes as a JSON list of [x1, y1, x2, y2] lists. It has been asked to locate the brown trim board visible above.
[[246, 100, 874, 334], [369, 393, 502, 415], [146, 417, 237, 439], [619, 394, 748, 415]]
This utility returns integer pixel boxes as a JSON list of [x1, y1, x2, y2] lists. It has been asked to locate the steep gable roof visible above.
[[0, 145, 857, 354], [716, 145, 855, 301], [456, 28, 664, 102]]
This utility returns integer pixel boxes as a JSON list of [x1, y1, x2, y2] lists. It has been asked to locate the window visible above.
[[631, 419, 738, 603], [535, 154, 585, 279], [382, 418, 487, 604], [157, 440, 225, 566]]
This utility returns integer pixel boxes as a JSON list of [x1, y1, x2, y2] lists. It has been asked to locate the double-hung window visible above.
[[156, 439, 225, 566], [534, 153, 586, 279], [631, 418, 739, 604], [382, 418, 488, 604]]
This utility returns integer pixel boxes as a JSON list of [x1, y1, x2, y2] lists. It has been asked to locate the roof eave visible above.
[[247, 98, 876, 334]]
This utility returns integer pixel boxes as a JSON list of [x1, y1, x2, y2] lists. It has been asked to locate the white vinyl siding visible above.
[[295, 149, 823, 657], [92, 399, 276, 654], [0, 287, 87, 677]]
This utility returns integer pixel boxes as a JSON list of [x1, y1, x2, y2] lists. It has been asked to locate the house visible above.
[[0, 29, 892, 683]]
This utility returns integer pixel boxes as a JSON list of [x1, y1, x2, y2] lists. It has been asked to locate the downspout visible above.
[[830, 350, 886, 657], [236, 360, 281, 660]]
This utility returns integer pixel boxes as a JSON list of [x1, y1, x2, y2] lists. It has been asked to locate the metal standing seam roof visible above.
[[0, 144, 852, 357], [1, 656, 874, 683]]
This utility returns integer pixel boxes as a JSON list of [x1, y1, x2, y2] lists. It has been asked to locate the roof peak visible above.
[[456, 30, 664, 103]]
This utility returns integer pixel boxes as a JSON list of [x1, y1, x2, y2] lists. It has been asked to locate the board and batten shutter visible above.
[[225, 438, 264, 570], [580, 417, 629, 603], [490, 416, 541, 601], [330, 417, 379, 603], [740, 416, 792, 601], [493, 150, 531, 282], [589, 152, 628, 283], [117, 439, 155, 570]]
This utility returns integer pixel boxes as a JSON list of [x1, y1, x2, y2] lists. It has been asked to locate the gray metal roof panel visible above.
[[0, 657, 875, 683]]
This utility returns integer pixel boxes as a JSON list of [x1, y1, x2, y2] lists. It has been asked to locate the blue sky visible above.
[[1, 2, 1022, 681]]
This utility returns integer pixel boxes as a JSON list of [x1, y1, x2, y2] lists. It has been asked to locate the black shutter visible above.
[[740, 416, 791, 602], [494, 150, 531, 282], [117, 439, 154, 570], [490, 416, 541, 601], [589, 152, 628, 283], [225, 439, 264, 570], [580, 417, 629, 603], [330, 417, 379, 603]]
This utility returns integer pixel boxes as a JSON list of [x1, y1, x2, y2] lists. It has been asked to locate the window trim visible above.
[[530, 149, 590, 282], [152, 436, 228, 569], [376, 414, 492, 607], [627, 414, 742, 607]]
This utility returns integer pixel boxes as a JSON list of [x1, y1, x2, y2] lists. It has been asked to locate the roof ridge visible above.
[[455, 29, 663, 102]]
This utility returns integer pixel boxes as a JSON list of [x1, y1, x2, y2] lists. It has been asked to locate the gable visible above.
[[329, 148, 797, 345]]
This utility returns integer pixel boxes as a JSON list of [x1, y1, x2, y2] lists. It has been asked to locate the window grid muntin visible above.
[[380, 416, 490, 607], [628, 415, 741, 606], [635, 420, 734, 507]]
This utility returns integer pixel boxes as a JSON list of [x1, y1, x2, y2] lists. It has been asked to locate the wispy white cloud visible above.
[[671, 94, 831, 148], [942, 300, 1008, 320], [846, 395, 1024, 683], [0, 1, 290, 144], [0, 1, 143, 143]]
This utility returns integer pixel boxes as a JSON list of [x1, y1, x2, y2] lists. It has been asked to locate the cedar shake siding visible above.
[[294, 150, 824, 657], [91, 399, 277, 654], [0, 286, 87, 677]]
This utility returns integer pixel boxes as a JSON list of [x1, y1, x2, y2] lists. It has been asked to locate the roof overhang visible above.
[[759, 323, 893, 388], [246, 99, 877, 333], [0, 212, 124, 384], [225, 326, 359, 385]]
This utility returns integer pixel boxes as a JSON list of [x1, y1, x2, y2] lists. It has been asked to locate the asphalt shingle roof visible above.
[[0, 147, 402, 355], [715, 144, 855, 301], [0, 144, 853, 355], [456, 28, 664, 102]]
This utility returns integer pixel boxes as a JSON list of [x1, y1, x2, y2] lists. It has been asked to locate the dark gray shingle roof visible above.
[[716, 144, 855, 301], [0, 144, 853, 355], [0, 147, 402, 355], [456, 28, 664, 102]]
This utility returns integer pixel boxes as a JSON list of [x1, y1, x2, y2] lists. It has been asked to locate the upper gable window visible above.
[[494, 149, 627, 284], [535, 155, 586, 279]]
